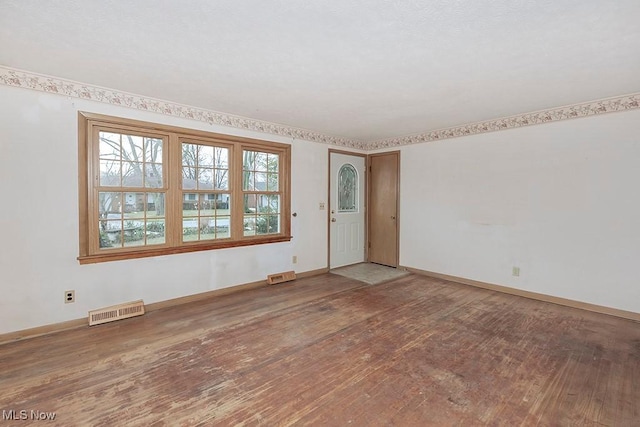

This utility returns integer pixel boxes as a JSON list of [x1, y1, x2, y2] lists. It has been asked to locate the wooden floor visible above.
[[1, 273, 638, 426]]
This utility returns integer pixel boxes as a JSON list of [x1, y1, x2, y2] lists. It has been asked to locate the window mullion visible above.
[[167, 134, 182, 247], [231, 144, 244, 240]]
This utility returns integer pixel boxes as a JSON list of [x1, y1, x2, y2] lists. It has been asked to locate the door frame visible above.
[[367, 150, 401, 267], [327, 149, 368, 269]]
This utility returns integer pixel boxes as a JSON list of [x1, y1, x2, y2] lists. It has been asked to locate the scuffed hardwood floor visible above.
[[1, 273, 638, 426]]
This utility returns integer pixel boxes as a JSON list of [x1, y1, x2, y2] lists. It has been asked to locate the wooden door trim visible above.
[[327, 149, 368, 269], [367, 150, 400, 267]]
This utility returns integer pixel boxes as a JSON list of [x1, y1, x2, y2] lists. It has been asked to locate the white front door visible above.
[[329, 152, 365, 268]]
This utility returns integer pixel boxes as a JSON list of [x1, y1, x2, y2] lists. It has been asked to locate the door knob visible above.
[[331, 218, 337, 222], [391, 216, 396, 220]]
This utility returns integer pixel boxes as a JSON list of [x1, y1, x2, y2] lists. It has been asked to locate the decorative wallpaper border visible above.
[[0, 66, 366, 150], [367, 93, 640, 150], [1, 65, 638, 151]]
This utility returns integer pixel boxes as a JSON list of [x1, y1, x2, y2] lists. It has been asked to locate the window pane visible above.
[[200, 194, 214, 215], [254, 172, 267, 191], [257, 195, 270, 213], [122, 162, 143, 187], [122, 223, 146, 247], [243, 150, 256, 171], [146, 219, 165, 245], [148, 193, 166, 217], [268, 195, 280, 212], [267, 173, 278, 191], [199, 145, 214, 167], [183, 218, 199, 242], [254, 152, 268, 171], [182, 143, 198, 166], [144, 137, 163, 163], [197, 168, 214, 190], [216, 216, 230, 238], [121, 162, 143, 187], [124, 192, 144, 217], [199, 217, 215, 240], [121, 134, 144, 162], [144, 164, 163, 188], [100, 160, 121, 186], [338, 164, 358, 212], [267, 215, 280, 234], [243, 216, 256, 236], [244, 194, 256, 213], [100, 220, 122, 248], [215, 147, 229, 168], [267, 153, 278, 172], [182, 167, 196, 189], [183, 193, 198, 214], [99, 192, 122, 216], [243, 171, 255, 191], [214, 169, 228, 190], [99, 133, 121, 160]]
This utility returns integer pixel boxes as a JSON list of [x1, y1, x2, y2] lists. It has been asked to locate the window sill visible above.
[[78, 235, 293, 264]]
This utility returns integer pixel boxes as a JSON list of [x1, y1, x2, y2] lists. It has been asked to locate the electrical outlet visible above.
[[512, 267, 520, 277], [319, 202, 325, 210], [65, 290, 75, 303], [292, 255, 298, 264]]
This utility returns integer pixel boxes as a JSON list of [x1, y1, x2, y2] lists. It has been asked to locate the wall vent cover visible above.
[[267, 271, 296, 285], [88, 300, 145, 326]]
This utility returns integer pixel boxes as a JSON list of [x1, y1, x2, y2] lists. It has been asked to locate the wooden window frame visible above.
[[78, 112, 291, 264]]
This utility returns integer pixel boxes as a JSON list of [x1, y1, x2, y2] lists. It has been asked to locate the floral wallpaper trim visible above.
[[367, 94, 640, 150], [0, 66, 366, 150], [1, 66, 638, 151]]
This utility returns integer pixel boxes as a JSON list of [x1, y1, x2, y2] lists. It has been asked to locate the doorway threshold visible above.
[[330, 262, 409, 285]]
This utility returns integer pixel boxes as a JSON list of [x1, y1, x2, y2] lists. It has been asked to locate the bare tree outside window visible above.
[[181, 143, 231, 242], [97, 131, 165, 248]]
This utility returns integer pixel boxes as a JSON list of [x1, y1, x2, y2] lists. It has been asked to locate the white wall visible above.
[[2, 84, 637, 335], [0, 86, 330, 334], [398, 109, 640, 313]]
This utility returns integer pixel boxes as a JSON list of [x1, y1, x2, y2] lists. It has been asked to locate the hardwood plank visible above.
[[0, 273, 638, 426]]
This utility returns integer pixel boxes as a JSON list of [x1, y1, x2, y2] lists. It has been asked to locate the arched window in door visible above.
[[338, 164, 358, 212]]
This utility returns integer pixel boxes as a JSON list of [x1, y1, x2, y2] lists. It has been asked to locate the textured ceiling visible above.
[[1, 0, 639, 142]]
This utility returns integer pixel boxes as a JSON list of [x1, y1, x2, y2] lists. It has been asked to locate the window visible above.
[[338, 163, 358, 212], [242, 150, 281, 236], [78, 113, 291, 264], [96, 130, 167, 249], [181, 142, 231, 242]]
